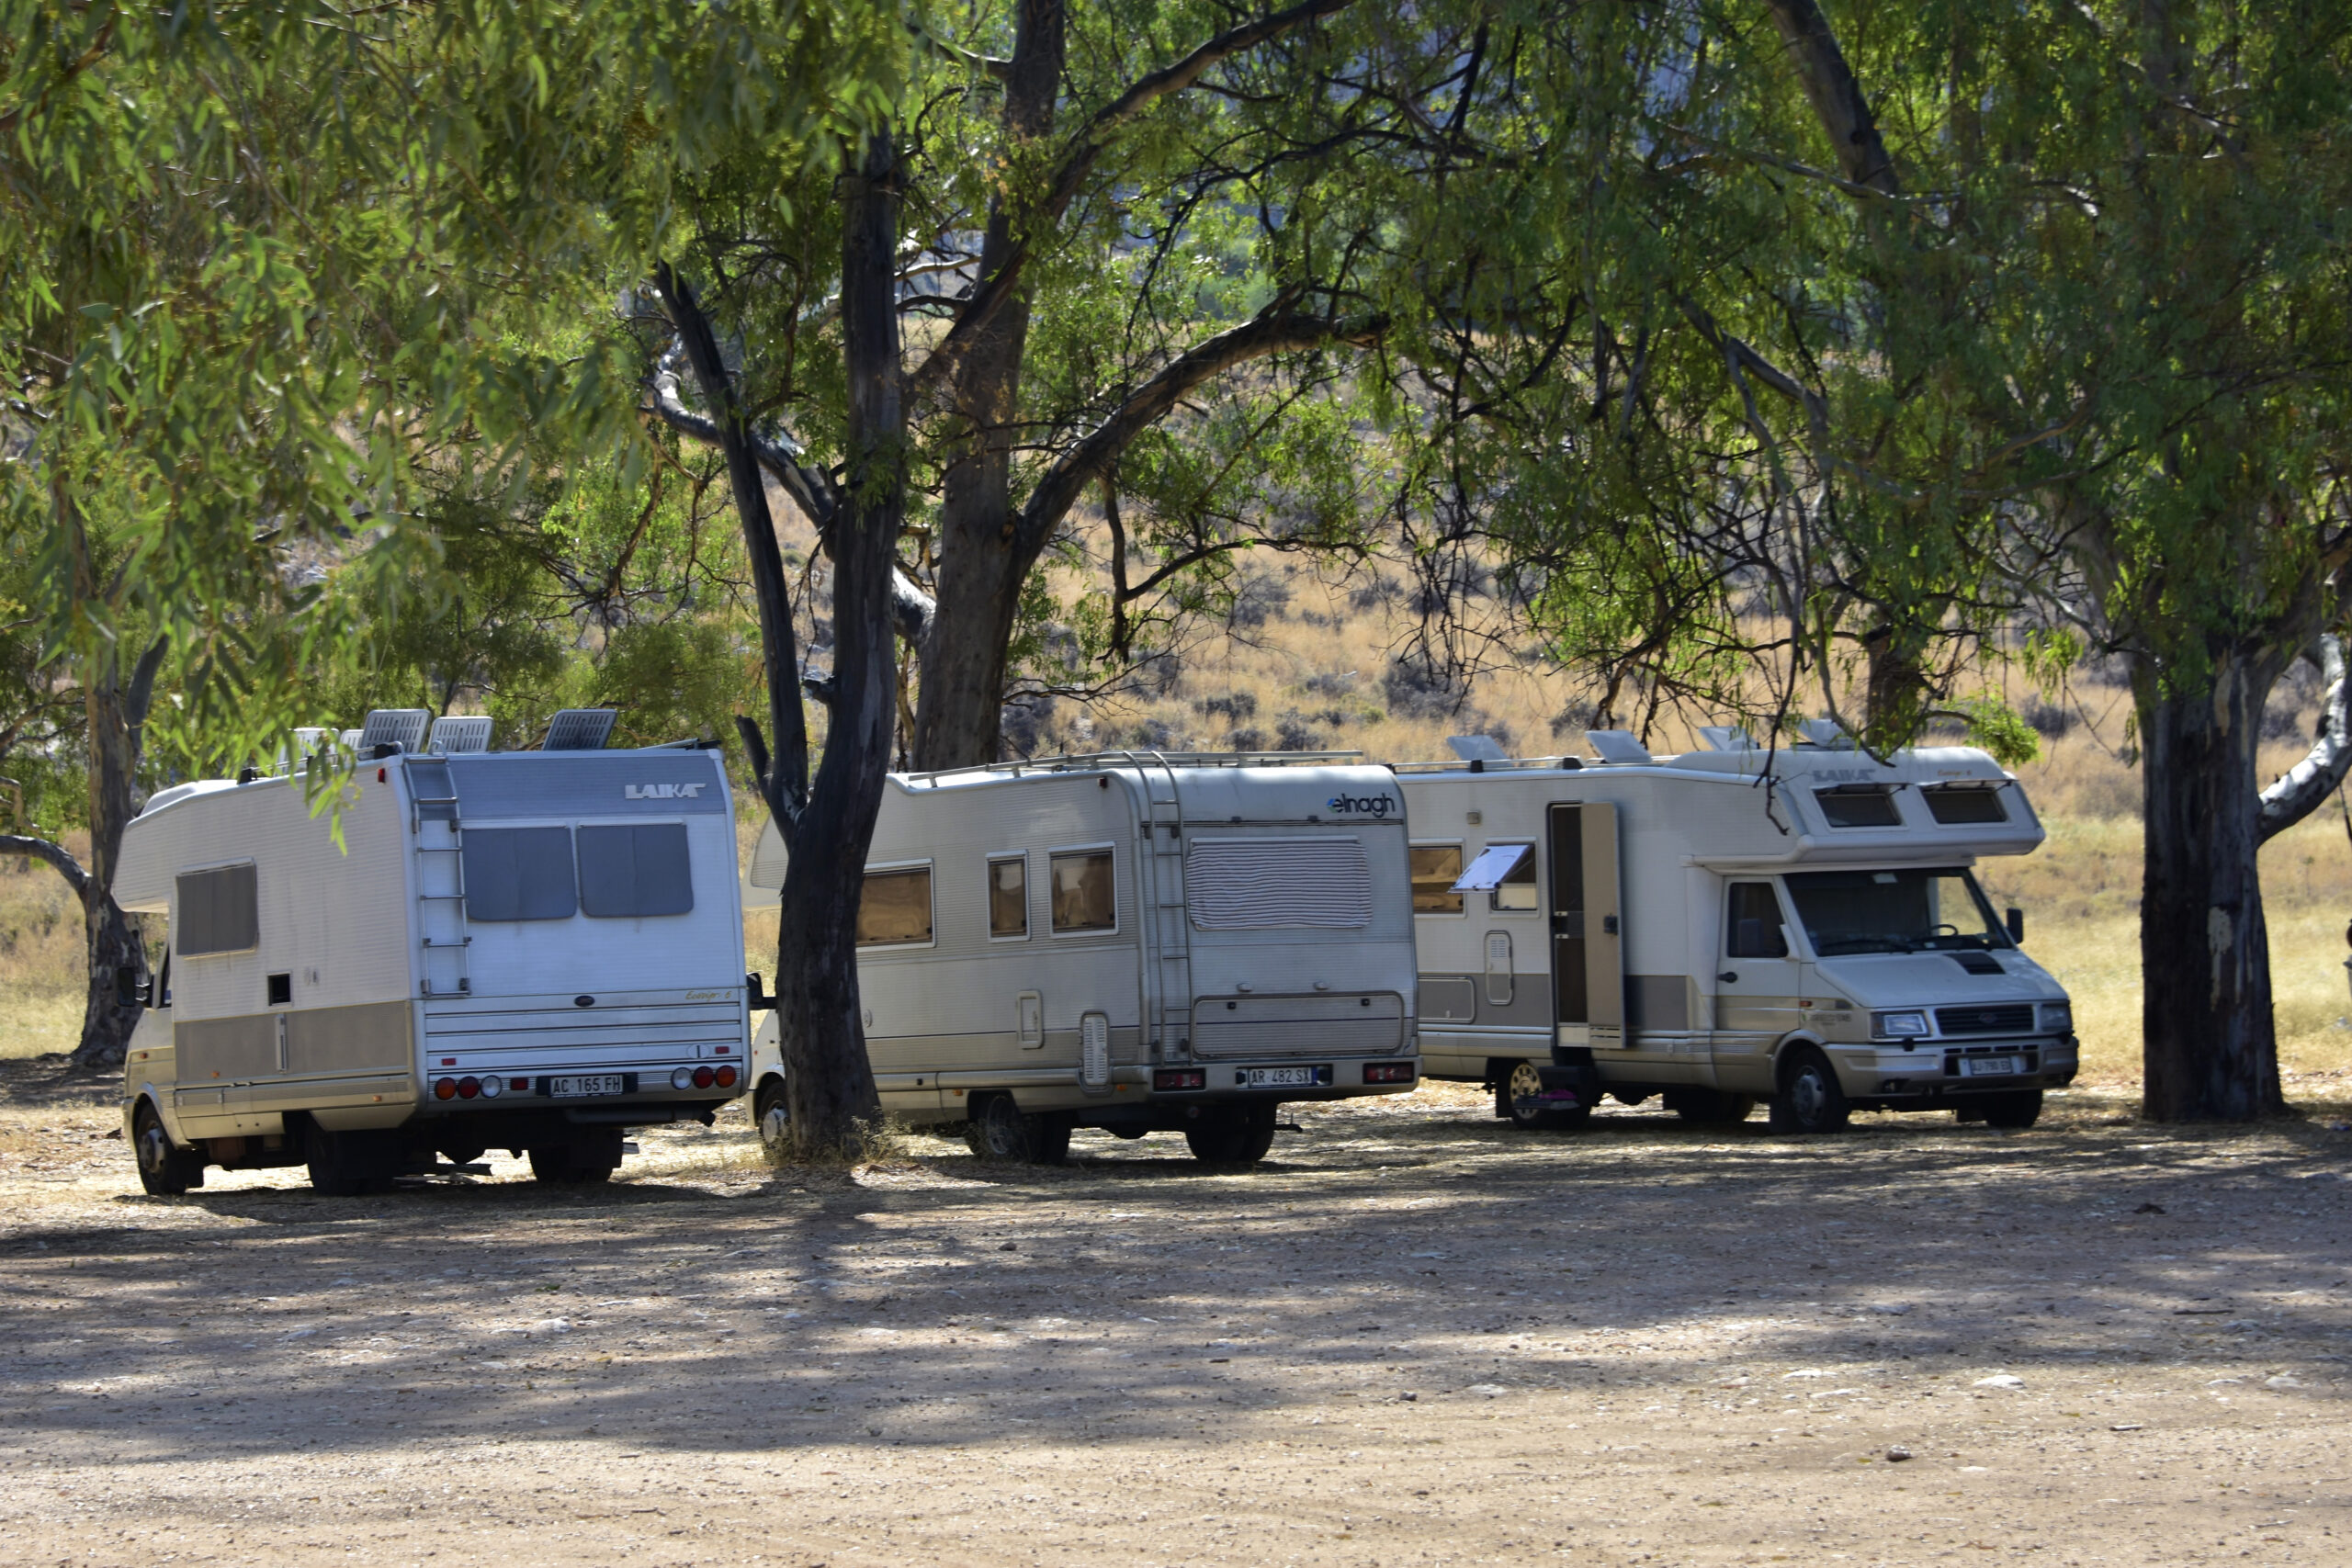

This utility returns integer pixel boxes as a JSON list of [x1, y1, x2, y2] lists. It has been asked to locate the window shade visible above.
[[176, 864, 259, 955], [576, 823, 694, 918], [1187, 838, 1371, 930], [462, 827, 577, 921]]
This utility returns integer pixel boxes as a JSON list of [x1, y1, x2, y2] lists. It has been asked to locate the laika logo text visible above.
[[1328, 792, 1396, 818], [625, 782, 706, 800]]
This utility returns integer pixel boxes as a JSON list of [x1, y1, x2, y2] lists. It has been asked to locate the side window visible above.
[[1491, 843, 1539, 911], [576, 824, 693, 918], [989, 855, 1028, 939], [858, 865, 933, 947], [1726, 881, 1791, 957], [1409, 843, 1464, 915], [175, 864, 259, 956], [1050, 849, 1116, 934], [1923, 784, 2007, 824], [462, 827, 577, 921], [1815, 785, 1902, 828]]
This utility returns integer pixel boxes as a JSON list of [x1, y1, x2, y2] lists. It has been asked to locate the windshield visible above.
[[1782, 867, 2008, 955]]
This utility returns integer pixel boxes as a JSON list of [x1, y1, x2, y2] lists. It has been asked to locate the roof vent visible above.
[[429, 716, 493, 754], [1797, 718, 1853, 749], [1585, 729, 1653, 765], [542, 708, 617, 751], [1446, 734, 1509, 763], [1697, 725, 1755, 751], [356, 709, 430, 755]]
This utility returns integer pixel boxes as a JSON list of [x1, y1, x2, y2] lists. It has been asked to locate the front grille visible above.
[[1935, 1004, 2036, 1036]]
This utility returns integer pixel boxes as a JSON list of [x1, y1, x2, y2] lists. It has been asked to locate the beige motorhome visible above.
[[744, 752, 1421, 1165], [1396, 729, 2075, 1134]]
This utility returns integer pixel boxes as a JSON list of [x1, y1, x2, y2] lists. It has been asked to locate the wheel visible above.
[[305, 1123, 394, 1196], [1667, 1089, 1758, 1127], [964, 1094, 1041, 1163], [132, 1101, 202, 1196], [1032, 1116, 1073, 1166], [1978, 1089, 2043, 1129], [1768, 1048, 1851, 1134], [1498, 1061, 1589, 1131], [753, 1077, 791, 1157], [529, 1129, 622, 1185], [1184, 1104, 1276, 1166]]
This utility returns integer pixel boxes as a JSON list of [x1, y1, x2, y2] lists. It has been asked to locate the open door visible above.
[[1547, 803, 1624, 1046]]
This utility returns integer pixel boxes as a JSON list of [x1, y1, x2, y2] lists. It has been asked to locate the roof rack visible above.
[[903, 748, 1365, 784], [1392, 755, 1581, 775]]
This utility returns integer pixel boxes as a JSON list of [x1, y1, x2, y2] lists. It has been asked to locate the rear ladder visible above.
[[1136, 754, 1191, 1058], [406, 756, 470, 997]]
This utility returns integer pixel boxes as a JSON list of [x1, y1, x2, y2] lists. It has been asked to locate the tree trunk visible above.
[[71, 639, 164, 1072], [2136, 648, 2289, 1121], [910, 0, 1066, 773]]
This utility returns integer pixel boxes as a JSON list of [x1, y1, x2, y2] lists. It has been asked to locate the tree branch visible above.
[[1013, 305, 1385, 553], [0, 835, 90, 903], [1758, 0, 1900, 196], [2260, 634, 2352, 841]]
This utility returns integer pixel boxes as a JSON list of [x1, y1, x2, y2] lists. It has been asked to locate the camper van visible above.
[[113, 710, 752, 1195], [743, 752, 1421, 1165], [1396, 729, 2076, 1134]]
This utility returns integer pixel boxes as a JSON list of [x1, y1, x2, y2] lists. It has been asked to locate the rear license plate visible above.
[[1238, 1066, 1329, 1089], [1962, 1056, 2019, 1077], [548, 1075, 626, 1098]]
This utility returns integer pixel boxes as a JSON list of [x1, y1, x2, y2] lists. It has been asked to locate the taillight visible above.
[[1154, 1068, 1206, 1091], [508, 1077, 529, 1092], [714, 1065, 738, 1089], [457, 1076, 480, 1100], [692, 1066, 716, 1089], [1364, 1063, 1416, 1084], [477, 1075, 503, 1099], [670, 1067, 695, 1089], [434, 1077, 458, 1100]]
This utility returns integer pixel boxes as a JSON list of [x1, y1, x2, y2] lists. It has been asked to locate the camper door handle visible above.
[[1717, 971, 1738, 984], [1601, 915, 1619, 935]]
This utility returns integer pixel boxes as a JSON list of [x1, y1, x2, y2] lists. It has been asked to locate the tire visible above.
[[1768, 1048, 1851, 1134], [1667, 1089, 1758, 1127], [964, 1094, 1040, 1163], [132, 1101, 202, 1196], [305, 1123, 390, 1197], [529, 1128, 623, 1185], [1185, 1104, 1276, 1166], [1979, 1089, 2043, 1130], [1032, 1116, 1073, 1167], [1498, 1061, 1589, 1131], [753, 1077, 791, 1158]]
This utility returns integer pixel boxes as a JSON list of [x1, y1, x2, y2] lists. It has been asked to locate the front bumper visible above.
[[1836, 1035, 2077, 1102]]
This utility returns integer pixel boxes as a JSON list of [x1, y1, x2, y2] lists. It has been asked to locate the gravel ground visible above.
[[2, 1066, 2347, 1567]]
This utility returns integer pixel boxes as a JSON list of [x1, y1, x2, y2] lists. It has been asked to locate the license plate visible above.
[[1240, 1066, 1324, 1089], [1962, 1056, 2020, 1077], [548, 1075, 626, 1098]]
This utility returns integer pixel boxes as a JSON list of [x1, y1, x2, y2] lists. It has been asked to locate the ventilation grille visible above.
[[1080, 1012, 1111, 1088], [1186, 838, 1372, 930], [1935, 1004, 2036, 1036]]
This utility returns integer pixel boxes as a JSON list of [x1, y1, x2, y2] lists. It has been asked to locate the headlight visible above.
[[1872, 1010, 1931, 1040], [2041, 1001, 2074, 1033]]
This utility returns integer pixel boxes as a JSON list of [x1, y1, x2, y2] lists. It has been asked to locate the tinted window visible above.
[[576, 823, 694, 918], [1491, 843, 1539, 911], [859, 866, 933, 946], [989, 857, 1027, 938], [176, 864, 258, 956], [1726, 881, 1790, 957], [1410, 844, 1464, 914], [1923, 785, 2008, 824], [1815, 786, 1902, 828], [462, 827, 577, 921], [1050, 850, 1116, 933]]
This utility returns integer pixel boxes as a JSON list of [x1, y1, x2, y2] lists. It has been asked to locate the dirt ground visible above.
[[3, 1066, 2347, 1568]]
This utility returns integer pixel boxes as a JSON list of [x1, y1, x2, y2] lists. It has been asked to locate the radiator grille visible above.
[[1186, 838, 1372, 930], [1934, 1004, 2036, 1036]]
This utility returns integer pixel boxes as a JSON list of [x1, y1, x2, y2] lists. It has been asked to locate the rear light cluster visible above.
[[1363, 1062, 1416, 1085], [1153, 1068, 1206, 1091], [670, 1065, 739, 1090], [434, 1076, 526, 1100]]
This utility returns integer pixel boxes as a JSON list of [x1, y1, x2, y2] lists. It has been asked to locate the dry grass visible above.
[[0, 837, 90, 1060]]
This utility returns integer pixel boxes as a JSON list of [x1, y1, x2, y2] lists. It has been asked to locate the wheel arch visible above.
[[1766, 1031, 1829, 1083]]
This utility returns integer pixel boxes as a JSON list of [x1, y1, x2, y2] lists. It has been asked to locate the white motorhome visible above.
[[743, 752, 1421, 1165], [114, 711, 752, 1195], [1396, 729, 2076, 1134]]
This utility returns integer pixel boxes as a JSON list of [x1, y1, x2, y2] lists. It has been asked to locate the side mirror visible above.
[[746, 971, 774, 1012], [2005, 907, 2025, 944], [114, 966, 150, 1009]]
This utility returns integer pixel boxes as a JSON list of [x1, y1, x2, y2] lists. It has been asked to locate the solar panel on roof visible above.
[[541, 708, 617, 751], [429, 716, 493, 754], [356, 709, 430, 754]]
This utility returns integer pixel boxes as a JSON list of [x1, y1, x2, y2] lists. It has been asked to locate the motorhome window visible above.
[[461, 827, 578, 921], [1725, 882, 1791, 957], [989, 856, 1028, 939], [175, 864, 258, 955], [1922, 784, 2008, 825], [1815, 785, 1902, 828], [576, 823, 694, 918], [1783, 866, 2009, 954], [858, 866, 933, 946], [1453, 842, 1537, 911], [1492, 843, 1539, 911], [1410, 844, 1464, 914], [1188, 838, 1373, 930], [1050, 850, 1116, 933]]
